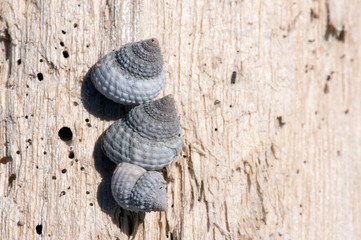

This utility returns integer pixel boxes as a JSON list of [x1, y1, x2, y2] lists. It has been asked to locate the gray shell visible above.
[[91, 38, 165, 105], [111, 162, 167, 212], [102, 95, 183, 170]]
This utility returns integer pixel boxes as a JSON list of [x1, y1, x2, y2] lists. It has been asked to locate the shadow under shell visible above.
[[93, 133, 144, 236], [81, 67, 133, 121]]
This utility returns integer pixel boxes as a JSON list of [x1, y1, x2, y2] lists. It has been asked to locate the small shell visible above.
[[102, 95, 183, 170], [91, 38, 165, 105], [111, 162, 167, 212]]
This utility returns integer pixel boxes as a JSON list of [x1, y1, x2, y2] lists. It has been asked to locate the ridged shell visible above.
[[102, 95, 183, 170], [91, 38, 165, 105], [111, 162, 167, 212]]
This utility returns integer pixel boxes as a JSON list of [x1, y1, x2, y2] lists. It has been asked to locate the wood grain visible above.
[[1, 0, 360, 239]]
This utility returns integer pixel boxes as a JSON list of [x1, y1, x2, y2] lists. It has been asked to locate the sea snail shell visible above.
[[111, 162, 167, 212], [91, 38, 166, 105], [102, 94, 183, 170]]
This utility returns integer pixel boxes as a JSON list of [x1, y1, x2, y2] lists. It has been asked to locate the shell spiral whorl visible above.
[[91, 38, 165, 105], [111, 162, 167, 212], [102, 94, 183, 171]]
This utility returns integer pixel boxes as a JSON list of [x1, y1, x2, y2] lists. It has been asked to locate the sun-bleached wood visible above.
[[1, 0, 360, 239]]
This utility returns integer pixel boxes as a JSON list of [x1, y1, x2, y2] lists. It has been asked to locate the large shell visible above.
[[102, 95, 183, 170], [91, 38, 165, 105], [111, 162, 167, 212]]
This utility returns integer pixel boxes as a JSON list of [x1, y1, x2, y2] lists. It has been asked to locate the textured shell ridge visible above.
[[125, 109, 180, 141], [102, 123, 182, 170], [144, 95, 178, 122], [129, 171, 167, 212], [115, 39, 163, 78]]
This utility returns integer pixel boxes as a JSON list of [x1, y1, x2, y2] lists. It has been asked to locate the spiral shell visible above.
[[102, 94, 183, 170], [111, 162, 167, 212], [91, 38, 165, 105]]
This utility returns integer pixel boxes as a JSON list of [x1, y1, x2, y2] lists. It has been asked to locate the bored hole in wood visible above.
[[0, 156, 12, 164], [62, 51, 69, 58], [68, 152, 75, 159], [36, 224, 42, 235], [9, 173, 16, 186], [58, 127, 73, 141], [37, 73, 44, 81]]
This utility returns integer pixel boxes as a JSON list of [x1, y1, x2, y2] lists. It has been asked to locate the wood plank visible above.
[[1, 0, 360, 239]]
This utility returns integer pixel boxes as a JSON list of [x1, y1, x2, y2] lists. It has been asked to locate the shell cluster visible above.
[[104, 95, 182, 212], [90, 38, 183, 212]]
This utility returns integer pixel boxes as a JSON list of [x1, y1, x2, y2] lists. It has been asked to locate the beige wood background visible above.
[[1, 0, 360, 239]]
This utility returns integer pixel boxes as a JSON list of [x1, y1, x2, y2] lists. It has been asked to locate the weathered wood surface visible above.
[[1, 0, 360, 239]]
